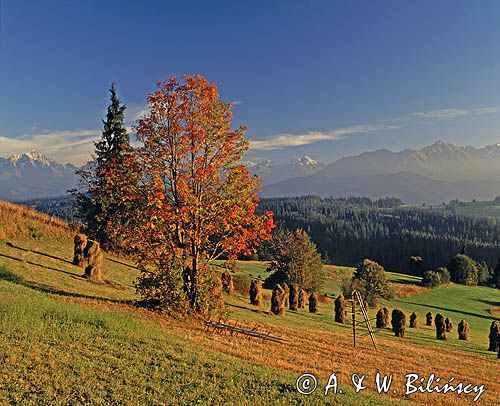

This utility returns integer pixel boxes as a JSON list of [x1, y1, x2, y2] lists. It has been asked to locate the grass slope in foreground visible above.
[[0, 271, 391, 405], [0, 200, 499, 404]]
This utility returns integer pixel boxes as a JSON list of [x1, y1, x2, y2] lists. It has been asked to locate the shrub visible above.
[[422, 271, 441, 288], [265, 229, 324, 292], [409, 256, 424, 276], [436, 267, 450, 284], [477, 261, 491, 286], [346, 259, 394, 307], [233, 274, 251, 296], [447, 254, 478, 286]]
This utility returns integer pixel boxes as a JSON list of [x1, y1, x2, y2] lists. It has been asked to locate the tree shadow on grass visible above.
[[5, 241, 139, 271], [392, 299, 500, 321], [227, 302, 271, 315], [105, 256, 139, 270], [473, 299, 500, 307], [390, 278, 420, 285], [0, 252, 80, 278], [26, 280, 134, 304], [0, 252, 132, 298], [0, 265, 133, 305], [6, 241, 73, 265]]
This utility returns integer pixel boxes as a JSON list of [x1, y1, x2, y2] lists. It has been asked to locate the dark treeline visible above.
[[257, 196, 500, 274], [20, 196, 76, 222]]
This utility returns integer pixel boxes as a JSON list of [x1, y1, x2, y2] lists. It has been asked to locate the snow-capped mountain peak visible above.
[[292, 155, 319, 166], [25, 149, 50, 162], [0, 151, 78, 200], [246, 155, 324, 185]]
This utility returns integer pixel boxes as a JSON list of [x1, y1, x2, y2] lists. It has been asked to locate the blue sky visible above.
[[2, 0, 500, 164]]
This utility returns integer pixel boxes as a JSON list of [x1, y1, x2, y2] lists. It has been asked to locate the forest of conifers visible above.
[[258, 196, 500, 274], [22, 194, 500, 274]]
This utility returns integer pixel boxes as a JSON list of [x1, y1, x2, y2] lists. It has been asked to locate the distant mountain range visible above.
[[3, 141, 500, 204], [261, 141, 500, 204], [245, 155, 325, 185], [0, 150, 77, 200]]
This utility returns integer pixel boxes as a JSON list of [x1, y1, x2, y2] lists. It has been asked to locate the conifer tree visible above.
[[74, 83, 133, 249]]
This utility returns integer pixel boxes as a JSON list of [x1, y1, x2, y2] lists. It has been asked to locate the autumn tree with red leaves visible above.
[[125, 75, 274, 314]]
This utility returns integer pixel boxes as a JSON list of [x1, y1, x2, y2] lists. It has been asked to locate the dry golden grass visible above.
[[392, 283, 428, 298], [1, 200, 498, 405], [0, 200, 71, 240], [63, 295, 499, 405], [487, 307, 500, 317]]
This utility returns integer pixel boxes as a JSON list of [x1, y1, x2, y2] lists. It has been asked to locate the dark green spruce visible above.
[[72, 83, 131, 249]]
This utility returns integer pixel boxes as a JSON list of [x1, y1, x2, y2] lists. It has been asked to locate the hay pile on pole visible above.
[[410, 312, 418, 328], [435, 314, 446, 340], [83, 240, 103, 282], [457, 319, 469, 341], [426, 311, 433, 326], [298, 289, 307, 309], [308, 293, 318, 313], [73, 234, 88, 267], [271, 284, 286, 316], [221, 271, 234, 294], [282, 284, 290, 308], [211, 274, 224, 307], [376, 307, 390, 328], [249, 278, 263, 306], [335, 295, 347, 323], [391, 309, 406, 337], [445, 317, 453, 333], [289, 284, 300, 311], [488, 321, 499, 352]]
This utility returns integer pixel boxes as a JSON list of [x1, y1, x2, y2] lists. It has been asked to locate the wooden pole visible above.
[[351, 293, 356, 348]]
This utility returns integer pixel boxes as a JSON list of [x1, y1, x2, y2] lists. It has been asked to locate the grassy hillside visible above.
[[0, 200, 499, 405], [447, 199, 500, 218]]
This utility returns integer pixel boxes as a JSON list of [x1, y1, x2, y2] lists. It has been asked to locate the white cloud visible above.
[[414, 109, 468, 119], [250, 124, 399, 151], [125, 104, 150, 124], [3, 105, 500, 163], [471, 106, 500, 115], [413, 106, 500, 120], [250, 105, 500, 151], [0, 130, 100, 165]]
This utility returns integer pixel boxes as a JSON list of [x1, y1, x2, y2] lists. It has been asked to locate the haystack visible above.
[[410, 312, 418, 328], [391, 309, 406, 337], [249, 278, 263, 306], [73, 234, 88, 267], [271, 284, 286, 316], [457, 319, 469, 341], [435, 314, 446, 340]]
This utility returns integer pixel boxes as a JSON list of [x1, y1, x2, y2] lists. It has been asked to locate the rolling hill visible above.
[[0, 200, 498, 404]]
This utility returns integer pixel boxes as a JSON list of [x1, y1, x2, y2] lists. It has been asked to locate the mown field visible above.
[[0, 200, 499, 405], [447, 200, 500, 218]]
